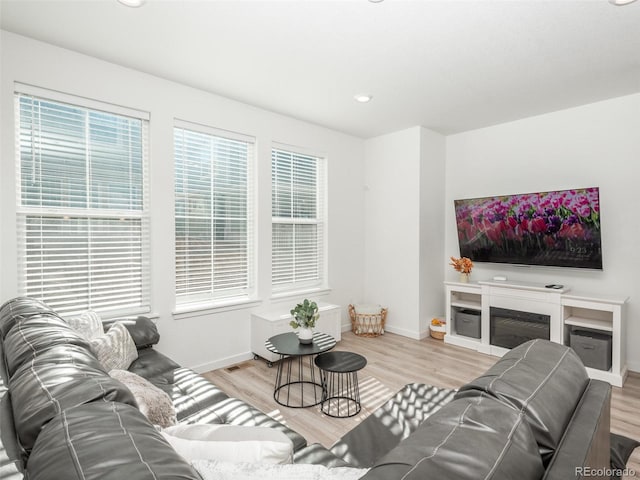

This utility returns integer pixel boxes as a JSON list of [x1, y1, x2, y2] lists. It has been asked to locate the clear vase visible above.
[[460, 273, 470, 283]]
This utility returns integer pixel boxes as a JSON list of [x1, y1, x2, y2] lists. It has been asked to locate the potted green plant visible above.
[[289, 299, 319, 344]]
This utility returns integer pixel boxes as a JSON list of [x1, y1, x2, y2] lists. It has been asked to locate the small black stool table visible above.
[[265, 331, 336, 408], [314, 351, 367, 418]]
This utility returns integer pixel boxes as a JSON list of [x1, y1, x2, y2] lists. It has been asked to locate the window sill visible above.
[[172, 298, 262, 320], [103, 310, 159, 321], [271, 287, 332, 303], [106, 312, 160, 322]]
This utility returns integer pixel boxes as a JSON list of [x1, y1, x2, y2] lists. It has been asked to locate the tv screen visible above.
[[454, 187, 602, 269]]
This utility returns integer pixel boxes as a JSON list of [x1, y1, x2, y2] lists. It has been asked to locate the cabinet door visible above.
[[316, 306, 341, 341], [251, 315, 290, 362]]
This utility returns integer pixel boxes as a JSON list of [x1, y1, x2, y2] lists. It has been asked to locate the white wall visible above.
[[445, 94, 640, 372], [362, 126, 446, 338], [419, 127, 446, 333], [0, 31, 365, 371], [363, 128, 421, 337]]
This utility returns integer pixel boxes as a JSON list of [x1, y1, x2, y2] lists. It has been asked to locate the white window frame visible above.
[[271, 144, 327, 296], [14, 84, 150, 317], [173, 119, 256, 313]]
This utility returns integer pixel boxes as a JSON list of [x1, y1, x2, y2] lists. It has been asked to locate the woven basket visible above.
[[430, 324, 446, 340], [349, 304, 387, 337]]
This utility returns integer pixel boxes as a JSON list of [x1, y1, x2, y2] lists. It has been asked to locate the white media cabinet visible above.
[[251, 302, 342, 365], [444, 280, 629, 387]]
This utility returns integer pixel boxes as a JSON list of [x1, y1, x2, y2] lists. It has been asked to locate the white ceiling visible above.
[[1, 0, 639, 138]]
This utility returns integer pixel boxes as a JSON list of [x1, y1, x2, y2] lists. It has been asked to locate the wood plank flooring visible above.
[[203, 331, 640, 478]]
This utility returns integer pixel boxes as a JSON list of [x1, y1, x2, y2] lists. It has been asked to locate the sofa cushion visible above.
[[109, 369, 177, 428], [455, 339, 589, 465], [10, 355, 136, 451], [330, 383, 456, 468], [133, 359, 307, 453], [142, 365, 231, 421], [293, 443, 352, 468], [132, 357, 306, 447], [26, 402, 200, 480], [361, 395, 544, 480], [128, 347, 181, 379], [90, 322, 138, 371], [182, 395, 308, 452], [161, 423, 294, 464]]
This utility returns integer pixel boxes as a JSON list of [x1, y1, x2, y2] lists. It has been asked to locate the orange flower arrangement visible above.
[[450, 256, 473, 274]]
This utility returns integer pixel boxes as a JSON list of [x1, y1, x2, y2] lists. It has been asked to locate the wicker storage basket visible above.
[[430, 324, 446, 340], [349, 304, 387, 337]]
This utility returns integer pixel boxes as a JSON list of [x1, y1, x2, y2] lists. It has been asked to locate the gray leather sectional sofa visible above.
[[0, 297, 611, 479]]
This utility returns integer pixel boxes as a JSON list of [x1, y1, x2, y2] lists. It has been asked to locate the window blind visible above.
[[15, 92, 150, 316], [174, 122, 254, 307], [271, 147, 325, 292]]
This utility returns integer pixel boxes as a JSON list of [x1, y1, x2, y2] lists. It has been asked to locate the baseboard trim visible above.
[[384, 324, 422, 340], [627, 360, 640, 374], [418, 328, 431, 340], [190, 352, 254, 374]]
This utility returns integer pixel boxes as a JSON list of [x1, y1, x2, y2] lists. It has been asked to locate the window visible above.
[[271, 147, 326, 293], [15, 88, 150, 316], [174, 121, 254, 308]]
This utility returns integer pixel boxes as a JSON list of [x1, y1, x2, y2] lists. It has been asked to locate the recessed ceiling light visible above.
[[609, 0, 637, 5], [354, 94, 373, 103], [368, 0, 385, 3], [117, 0, 146, 7]]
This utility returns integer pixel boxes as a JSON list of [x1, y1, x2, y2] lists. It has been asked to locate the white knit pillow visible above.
[[66, 310, 103, 340], [90, 322, 138, 371], [161, 424, 294, 464]]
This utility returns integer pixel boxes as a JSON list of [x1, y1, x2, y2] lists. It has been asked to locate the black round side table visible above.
[[314, 351, 367, 418], [265, 331, 336, 408]]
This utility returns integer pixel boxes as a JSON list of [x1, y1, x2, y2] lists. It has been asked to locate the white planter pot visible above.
[[297, 327, 313, 344]]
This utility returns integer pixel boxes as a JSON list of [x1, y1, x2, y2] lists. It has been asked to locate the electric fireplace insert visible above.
[[490, 307, 550, 349]]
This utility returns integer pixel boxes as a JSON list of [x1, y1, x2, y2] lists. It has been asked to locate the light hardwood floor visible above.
[[203, 331, 640, 477]]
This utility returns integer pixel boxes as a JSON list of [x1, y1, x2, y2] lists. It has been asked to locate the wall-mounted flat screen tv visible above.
[[454, 187, 602, 269]]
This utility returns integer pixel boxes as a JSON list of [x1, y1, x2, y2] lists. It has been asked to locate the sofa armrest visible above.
[[103, 316, 160, 349], [543, 379, 611, 480], [455, 339, 590, 466]]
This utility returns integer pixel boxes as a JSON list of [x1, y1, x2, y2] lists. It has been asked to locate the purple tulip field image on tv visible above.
[[454, 187, 602, 269]]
